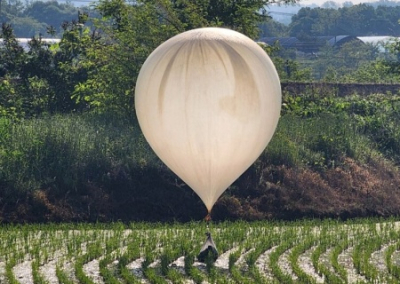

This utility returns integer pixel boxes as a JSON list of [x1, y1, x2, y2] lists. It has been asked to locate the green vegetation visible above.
[[288, 4, 400, 38], [2, 0, 400, 120], [1, 219, 400, 283], [1, 0, 400, 222], [1, 93, 400, 222], [0, 0, 89, 37]]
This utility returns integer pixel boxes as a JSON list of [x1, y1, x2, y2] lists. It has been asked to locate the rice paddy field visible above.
[[2, 219, 400, 283]]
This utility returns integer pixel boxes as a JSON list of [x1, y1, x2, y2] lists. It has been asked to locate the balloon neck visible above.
[[205, 213, 211, 222], [205, 213, 212, 232]]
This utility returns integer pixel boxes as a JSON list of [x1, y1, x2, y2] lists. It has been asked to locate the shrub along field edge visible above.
[[1, 93, 400, 223]]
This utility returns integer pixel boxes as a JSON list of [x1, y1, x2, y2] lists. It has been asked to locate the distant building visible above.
[[0, 38, 61, 51]]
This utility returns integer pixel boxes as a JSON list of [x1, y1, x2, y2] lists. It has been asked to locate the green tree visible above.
[[259, 19, 288, 37], [340, 60, 398, 83], [0, 12, 95, 118], [72, 0, 178, 113], [9, 17, 47, 37], [24, 1, 78, 36], [307, 40, 381, 81], [383, 38, 400, 77], [289, 4, 400, 38], [73, 0, 295, 113]]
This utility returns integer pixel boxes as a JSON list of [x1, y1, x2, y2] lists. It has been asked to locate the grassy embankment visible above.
[[1, 91, 400, 222]]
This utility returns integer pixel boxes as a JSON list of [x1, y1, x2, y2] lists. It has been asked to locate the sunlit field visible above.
[[1, 219, 400, 283]]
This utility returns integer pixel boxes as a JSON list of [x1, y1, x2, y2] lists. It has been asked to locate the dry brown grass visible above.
[[214, 156, 400, 221], [3, 156, 400, 223]]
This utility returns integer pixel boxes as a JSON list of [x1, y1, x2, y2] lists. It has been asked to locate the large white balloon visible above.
[[135, 27, 281, 213]]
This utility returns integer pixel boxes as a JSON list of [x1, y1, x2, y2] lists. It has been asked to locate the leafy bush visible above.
[[0, 112, 153, 194]]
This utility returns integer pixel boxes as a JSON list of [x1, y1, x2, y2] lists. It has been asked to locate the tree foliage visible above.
[[2, 0, 400, 118], [0, 13, 93, 118], [1, 0, 295, 117], [1, 0, 90, 37], [289, 3, 400, 37], [71, 0, 293, 113]]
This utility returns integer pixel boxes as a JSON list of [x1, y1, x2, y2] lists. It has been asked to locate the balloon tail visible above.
[[205, 213, 211, 232]]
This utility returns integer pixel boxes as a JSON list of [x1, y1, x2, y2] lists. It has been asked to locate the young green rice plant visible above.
[[55, 264, 75, 284], [116, 237, 142, 283], [228, 247, 252, 283], [74, 257, 96, 284], [309, 226, 345, 283], [159, 251, 177, 277], [32, 259, 49, 284], [248, 265, 269, 284], [159, 229, 189, 277], [166, 268, 185, 284], [74, 241, 104, 284], [228, 248, 242, 272], [141, 247, 168, 284], [184, 253, 205, 284], [5, 258, 19, 284], [289, 237, 317, 284], [244, 234, 277, 284], [329, 234, 349, 282], [316, 252, 344, 283], [120, 267, 142, 284], [6, 218, 400, 284], [142, 266, 168, 284], [353, 219, 399, 281], [98, 232, 134, 283], [230, 267, 253, 284], [245, 248, 261, 269], [117, 254, 142, 284], [143, 265, 168, 284], [385, 243, 396, 275], [352, 235, 381, 281], [99, 255, 120, 284], [269, 239, 295, 284], [384, 243, 400, 283]]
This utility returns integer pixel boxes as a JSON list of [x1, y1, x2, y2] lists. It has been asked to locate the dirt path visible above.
[[13, 259, 33, 284]]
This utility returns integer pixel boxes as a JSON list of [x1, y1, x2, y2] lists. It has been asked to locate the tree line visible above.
[[1, 0, 400, 120], [287, 4, 400, 38], [0, 0, 295, 119], [0, 0, 87, 37], [261, 3, 400, 38], [2, 0, 400, 39]]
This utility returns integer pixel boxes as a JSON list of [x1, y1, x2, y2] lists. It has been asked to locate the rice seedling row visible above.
[[1, 219, 400, 283]]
